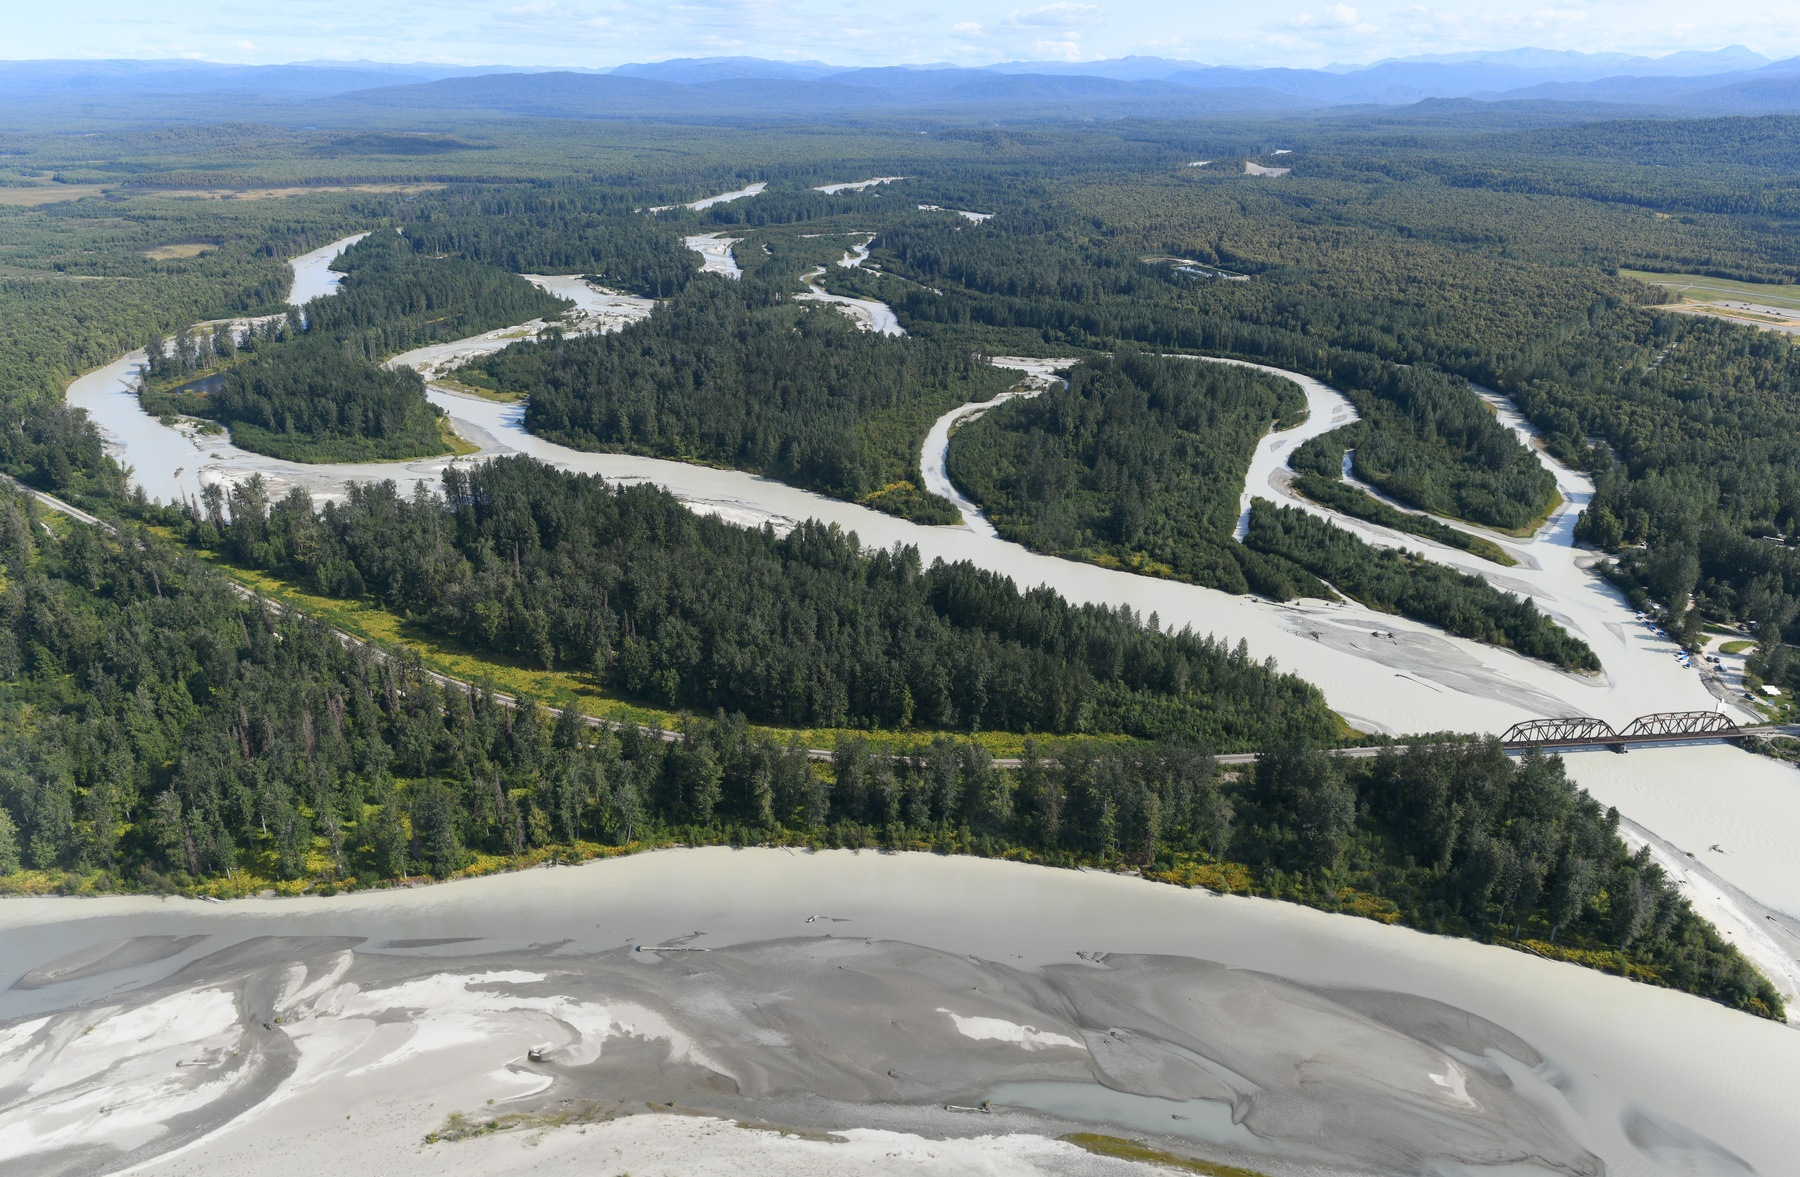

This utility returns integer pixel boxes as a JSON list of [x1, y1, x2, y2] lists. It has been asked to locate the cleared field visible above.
[[1622, 269, 1800, 312], [141, 243, 213, 259], [123, 182, 447, 201], [0, 183, 109, 206]]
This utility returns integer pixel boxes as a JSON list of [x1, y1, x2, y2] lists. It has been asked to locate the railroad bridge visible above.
[[1500, 711, 1747, 752]]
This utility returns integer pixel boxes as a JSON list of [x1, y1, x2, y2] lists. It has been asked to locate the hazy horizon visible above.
[[14, 1, 1800, 74], [1, 44, 1790, 73]]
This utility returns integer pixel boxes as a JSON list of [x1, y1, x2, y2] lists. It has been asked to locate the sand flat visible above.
[[683, 233, 743, 278], [287, 233, 369, 305], [814, 176, 904, 194], [2, 849, 1796, 1177]]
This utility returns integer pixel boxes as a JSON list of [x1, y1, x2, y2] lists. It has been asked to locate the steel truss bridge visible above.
[[1202, 713, 1795, 766], [1500, 711, 1748, 752]]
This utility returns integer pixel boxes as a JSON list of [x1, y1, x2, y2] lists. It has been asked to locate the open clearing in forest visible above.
[[141, 243, 213, 259], [125, 182, 448, 201], [0, 183, 109, 206], [1622, 269, 1800, 313]]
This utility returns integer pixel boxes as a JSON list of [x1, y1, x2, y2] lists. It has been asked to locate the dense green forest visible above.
[[0, 401, 131, 508], [135, 312, 449, 463], [0, 192, 379, 404], [852, 185, 1577, 528], [305, 227, 568, 352], [175, 455, 1337, 748], [210, 341, 447, 463], [0, 479, 1776, 1017], [8, 112, 1800, 1017], [470, 277, 1016, 522], [12, 121, 1789, 661], [1288, 366, 1557, 532], [1288, 473, 1514, 564], [399, 189, 717, 298]]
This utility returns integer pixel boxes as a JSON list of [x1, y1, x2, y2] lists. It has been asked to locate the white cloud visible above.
[[492, 1, 617, 31], [1001, 2, 1102, 29], [1295, 4, 1362, 29], [941, 1, 1105, 61]]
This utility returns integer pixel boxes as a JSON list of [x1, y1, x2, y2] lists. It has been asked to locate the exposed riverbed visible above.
[[285, 232, 367, 305], [794, 258, 903, 336], [3, 850, 1796, 1177], [682, 233, 743, 278]]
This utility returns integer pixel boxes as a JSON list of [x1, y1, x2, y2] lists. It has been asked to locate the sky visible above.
[[11, 0, 1800, 71]]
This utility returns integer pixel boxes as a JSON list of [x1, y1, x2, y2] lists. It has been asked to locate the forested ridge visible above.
[[0, 481, 1776, 1018]]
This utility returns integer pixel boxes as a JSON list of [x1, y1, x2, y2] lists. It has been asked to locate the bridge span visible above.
[[1207, 714, 1795, 766], [1498, 710, 1759, 752]]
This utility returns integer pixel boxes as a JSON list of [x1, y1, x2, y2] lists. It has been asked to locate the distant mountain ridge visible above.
[[1341, 46, 1771, 78], [6, 46, 1800, 120], [320, 69, 1313, 120]]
